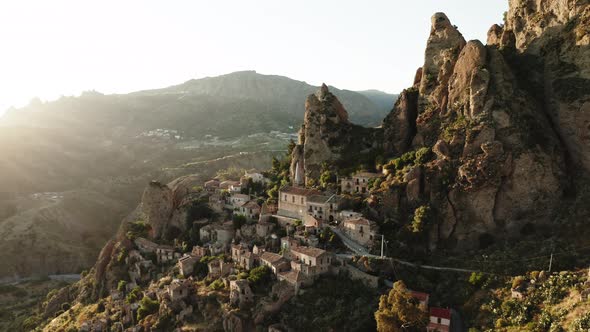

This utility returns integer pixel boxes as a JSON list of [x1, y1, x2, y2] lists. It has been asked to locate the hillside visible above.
[[0, 72, 396, 280]]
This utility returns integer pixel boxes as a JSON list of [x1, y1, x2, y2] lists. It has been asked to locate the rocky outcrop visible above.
[[503, 0, 590, 172], [383, 89, 419, 155], [139, 181, 174, 238], [419, 13, 467, 115], [377, 2, 581, 250], [290, 84, 382, 184]]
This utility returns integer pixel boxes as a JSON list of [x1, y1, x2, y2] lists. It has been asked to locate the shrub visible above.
[[117, 280, 127, 292], [126, 286, 142, 304], [512, 276, 525, 290], [411, 205, 432, 233], [468, 272, 484, 287], [209, 279, 225, 290], [137, 296, 159, 321], [126, 221, 151, 240], [571, 312, 590, 332], [248, 266, 271, 291]]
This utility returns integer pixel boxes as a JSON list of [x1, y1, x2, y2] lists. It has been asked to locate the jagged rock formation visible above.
[[290, 84, 382, 185], [378, 2, 590, 249]]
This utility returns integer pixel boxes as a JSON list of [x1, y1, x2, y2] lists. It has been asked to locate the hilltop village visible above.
[[28, 0, 590, 330], [74, 165, 453, 331], [37, 97, 458, 331]]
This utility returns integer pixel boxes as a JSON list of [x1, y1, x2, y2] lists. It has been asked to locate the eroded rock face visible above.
[[383, 89, 419, 155], [290, 84, 382, 184], [419, 13, 467, 114], [140, 181, 174, 239], [505, 0, 590, 171], [379, 3, 579, 250]]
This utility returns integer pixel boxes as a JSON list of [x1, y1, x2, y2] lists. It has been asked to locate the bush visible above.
[[247, 266, 271, 291], [571, 312, 590, 332], [410, 205, 432, 233], [209, 279, 225, 290], [117, 280, 127, 292], [126, 221, 151, 240], [468, 272, 484, 287], [126, 286, 142, 304], [137, 296, 159, 321]]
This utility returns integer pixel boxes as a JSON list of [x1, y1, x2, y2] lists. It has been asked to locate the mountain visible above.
[[16, 1, 590, 331], [357, 89, 400, 113], [0, 72, 395, 280]]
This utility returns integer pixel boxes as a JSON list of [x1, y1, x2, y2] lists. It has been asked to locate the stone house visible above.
[[290, 246, 332, 276], [208, 259, 234, 278], [277, 186, 321, 220], [260, 252, 290, 275], [178, 254, 199, 277], [228, 182, 242, 193], [191, 245, 209, 258], [219, 180, 241, 191], [340, 172, 381, 195], [305, 194, 341, 223], [427, 307, 452, 332], [204, 179, 220, 193], [230, 279, 254, 308], [255, 221, 274, 238], [135, 237, 158, 253], [238, 252, 258, 270], [156, 245, 176, 264], [214, 222, 235, 244], [231, 243, 249, 262], [280, 236, 300, 253], [168, 279, 192, 302], [342, 217, 378, 247], [277, 270, 309, 293], [338, 210, 363, 221], [228, 193, 250, 209], [236, 200, 261, 221]]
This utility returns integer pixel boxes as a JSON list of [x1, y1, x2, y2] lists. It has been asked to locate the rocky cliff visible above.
[[376, 1, 590, 250], [290, 84, 383, 185]]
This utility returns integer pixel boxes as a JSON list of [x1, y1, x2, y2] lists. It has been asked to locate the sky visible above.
[[0, 0, 508, 114]]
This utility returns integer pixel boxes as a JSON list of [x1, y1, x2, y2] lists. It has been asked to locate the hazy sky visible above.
[[0, 1, 507, 113]]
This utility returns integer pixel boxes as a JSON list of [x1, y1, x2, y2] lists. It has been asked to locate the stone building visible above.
[[340, 172, 381, 195], [277, 186, 321, 220], [260, 252, 289, 275], [229, 279, 254, 308], [342, 217, 378, 247]]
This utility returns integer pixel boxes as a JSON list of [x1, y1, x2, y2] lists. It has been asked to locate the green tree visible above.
[[410, 205, 432, 233], [232, 214, 247, 229], [374, 281, 427, 332], [248, 266, 271, 291], [137, 296, 159, 321]]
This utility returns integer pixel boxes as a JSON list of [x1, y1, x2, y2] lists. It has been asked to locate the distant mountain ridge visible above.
[[133, 70, 397, 127]]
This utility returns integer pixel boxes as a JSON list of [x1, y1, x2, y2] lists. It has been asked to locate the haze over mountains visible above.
[[0, 71, 397, 279]]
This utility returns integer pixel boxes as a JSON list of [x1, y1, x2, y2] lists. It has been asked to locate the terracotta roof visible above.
[[279, 186, 322, 197], [291, 245, 328, 258], [429, 307, 451, 319], [260, 252, 285, 264], [410, 290, 429, 302], [278, 270, 306, 283]]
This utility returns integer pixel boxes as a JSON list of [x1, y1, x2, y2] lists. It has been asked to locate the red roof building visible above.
[[427, 307, 451, 332]]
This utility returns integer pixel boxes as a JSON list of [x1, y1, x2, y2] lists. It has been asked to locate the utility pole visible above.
[[548, 252, 553, 273]]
